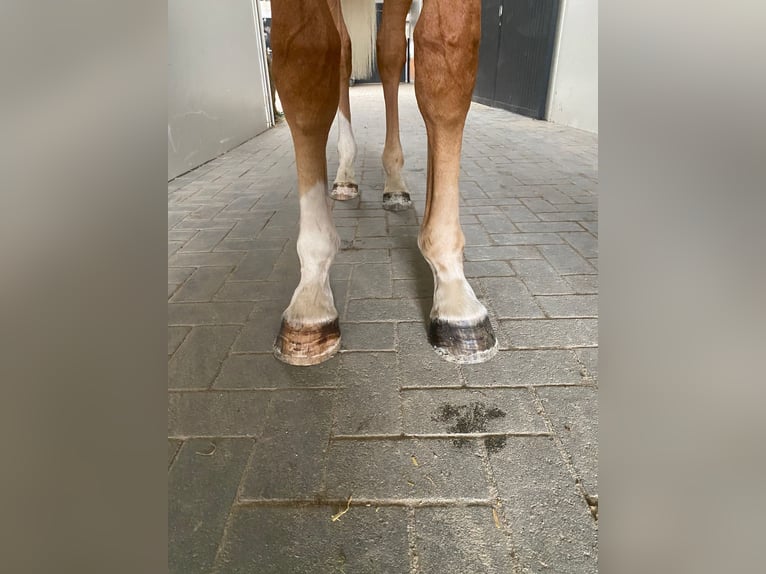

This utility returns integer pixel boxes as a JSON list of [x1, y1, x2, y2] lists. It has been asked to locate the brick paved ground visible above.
[[168, 84, 598, 573]]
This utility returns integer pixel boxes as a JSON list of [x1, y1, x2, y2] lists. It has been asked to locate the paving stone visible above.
[[231, 302, 285, 353], [497, 319, 598, 349], [169, 241, 184, 257], [168, 251, 245, 268], [476, 213, 514, 233], [481, 277, 545, 319], [335, 248, 389, 264], [565, 274, 599, 294], [348, 263, 392, 298], [169, 438, 253, 574], [515, 221, 584, 233], [520, 197, 558, 212], [334, 353, 401, 435], [537, 386, 598, 493], [574, 348, 598, 381], [464, 260, 515, 278], [171, 267, 231, 302], [168, 266, 195, 285], [512, 259, 576, 295], [462, 349, 585, 386], [502, 204, 541, 222], [559, 232, 598, 259], [490, 232, 563, 245], [396, 322, 463, 386], [168, 326, 239, 389], [214, 353, 340, 389], [168, 302, 254, 326], [540, 244, 597, 275], [356, 217, 387, 237], [168, 391, 270, 437], [180, 229, 229, 252], [414, 507, 514, 574], [212, 506, 409, 574], [168, 326, 190, 356], [489, 437, 598, 573], [168, 439, 182, 468], [229, 249, 283, 281], [213, 281, 292, 303], [402, 388, 545, 435], [536, 294, 598, 318], [340, 323, 396, 351], [346, 298, 427, 322], [214, 237, 288, 252], [240, 391, 334, 499], [464, 245, 541, 261], [325, 439, 489, 500], [539, 211, 597, 222]]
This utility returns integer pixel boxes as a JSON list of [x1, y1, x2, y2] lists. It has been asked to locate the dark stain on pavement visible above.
[[432, 402, 507, 453]]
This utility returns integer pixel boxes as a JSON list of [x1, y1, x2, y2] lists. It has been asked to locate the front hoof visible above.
[[330, 182, 359, 201], [273, 318, 341, 366], [428, 316, 498, 364], [382, 192, 412, 211]]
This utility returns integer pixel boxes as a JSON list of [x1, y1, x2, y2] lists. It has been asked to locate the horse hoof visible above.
[[382, 192, 412, 211], [330, 182, 359, 201], [428, 316, 498, 364], [273, 318, 341, 366]]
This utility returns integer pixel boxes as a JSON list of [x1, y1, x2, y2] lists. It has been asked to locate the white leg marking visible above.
[[283, 182, 340, 326], [334, 112, 357, 185]]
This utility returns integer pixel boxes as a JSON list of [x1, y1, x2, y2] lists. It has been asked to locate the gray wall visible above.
[[168, 0, 271, 180]]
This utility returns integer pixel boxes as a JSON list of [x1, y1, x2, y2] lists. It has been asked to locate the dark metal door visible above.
[[474, 0, 560, 119], [474, 0, 502, 105]]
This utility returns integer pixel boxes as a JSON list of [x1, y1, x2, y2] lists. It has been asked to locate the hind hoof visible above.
[[382, 192, 412, 211], [274, 318, 341, 366], [428, 316, 498, 364], [330, 182, 359, 201]]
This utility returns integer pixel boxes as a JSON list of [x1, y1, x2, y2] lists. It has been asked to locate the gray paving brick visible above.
[[396, 322, 464, 386], [168, 326, 240, 389], [565, 274, 599, 294], [520, 197, 558, 212], [540, 244, 597, 275], [498, 319, 598, 349], [536, 294, 598, 318], [391, 251, 432, 280], [482, 277, 545, 319], [560, 231, 598, 258], [214, 353, 340, 389], [168, 439, 182, 468], [213, 280, 291, 302], [414, 507, 514, 574], [476, 213, 514, 233], [402, 388, 545, 434], [169, 438, 253, 574], [348, 263, 392, 298], [335, 247, 389, 264], [538, 386, 598, 493], [231, 302, 285, 353], [340, 322, 396, 351], [334, 353, 401, 435], [240, 391, 334, 499], [464, 245, 541, 261], [490, 232, 563, 245], [580, 220, 598, 234], [212, 506, 409, 574], [168, 391, 270, 437], [214, 237, 288, 252], [489, 437, 598, 573], [168, 302, 254, 326], [464, 260, 515, 278], [462, 224, 493, 246], [574, 348, 598, 381], [502, 204, 540, 222], [462, 349, 585, 386], [512, 259, 574, 295], [175, 218, 237, 230], [168, 241, 184, 257], [171, 267, 231, 302], [325, 439, 489, 500], [515, 221, 584, 232], [168, 266, 195, 285], [168, 326, 190, 356], [539, 211, 597, 222], [392, 278, 433, 299], [346, 298, 427, 322], [180, 229, 229, 252], [356, 217, 387, 237], [168, 251, 245, 268], [228, 249, 283, 281]]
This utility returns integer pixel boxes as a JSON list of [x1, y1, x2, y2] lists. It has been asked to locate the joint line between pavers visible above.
[[330, 432, 552, 441], [235, 497, 494, 508], [169, 386, 343, 393]]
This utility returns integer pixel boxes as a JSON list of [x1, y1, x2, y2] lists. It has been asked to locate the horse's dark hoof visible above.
[[428, 315, 498, 364], [330, 182, 359, 201], [274, 318, 341, 366], [382, 192, 412, 211]]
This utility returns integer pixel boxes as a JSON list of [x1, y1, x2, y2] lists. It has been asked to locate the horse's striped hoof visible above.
[[428, 316, 498, 364], [330, 182, 359, 201], [382, 192, 412, 211], [273, 318, 341, 366]]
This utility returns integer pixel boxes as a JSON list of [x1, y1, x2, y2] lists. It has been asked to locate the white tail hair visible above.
[[340, 0, 377, 79]]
